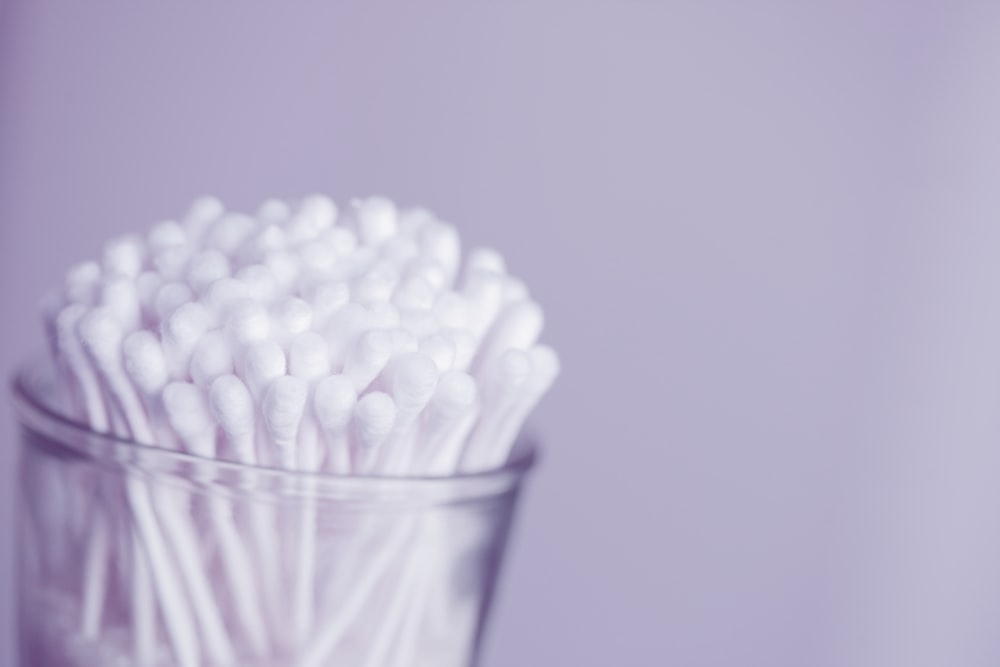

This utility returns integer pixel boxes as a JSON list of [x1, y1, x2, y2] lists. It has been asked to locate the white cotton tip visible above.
[[399, 309, 439, 338], [353, 263, 399, 305], [419, 222, 461, 283], [65, 261, 102, 305], [433, 292, 468, 330], [186, 196, 225, 224], [239, 224, 288, 262], [420, 333, 456, 373], [289, 332, 331, 380], [390, 352, 439, 416], [322, 226, 358, 257], [147, 220, 187, 252], [162, 382, 216, 455], [431, 371, 477, 417], [135, 271, 163, 312], [353, 196, 399, 246], [322, 303, 371, 367], [389, 328, 419, 356], [203, 277, 251, 315], [190, 331, 234, 387], [208, 375, 256, 460], [366, 301, 400, 331], [226, 299, 271, 345], [314, 375, 357, 434], [257, 198, 291, 225], [123, 331, 169, 396], [473, 300, 544, 374], [239, 340, 286, 400], [154, 281, 194, 322], [354, 392, 396, 453], [151, 245, 193, 281], [303, 281, 349, 327], [161, 302, 211, 378], [262, 375, 308, 463], [397, 207, 436, 237], [287, 195, 337, 242], [380, 236, 419, 268], [343, 330, 394, 393], [78, 308, 125, 369], [524, 344, 561, 396], [183, 196, 225, 238], [264, 250, 300, 291], [297, 238, 338, 273], [464, 247, 506, 278], [235, 264, 280, 303], [271, 297, 313, 342], [462, 270, 505, 339], [205, 213, 257, 256], [186, 250, 231, 295], [103, 235, 145, 279], [446, 328, 478, 372], [488, 349, 533, 403], [393, 275, 436, 312], [503, 277, 529, 303], [405, 258, 448, 293], [101, 276, 142, 331]]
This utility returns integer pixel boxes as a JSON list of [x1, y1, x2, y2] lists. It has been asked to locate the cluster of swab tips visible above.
[[43, 194, 559, 478]]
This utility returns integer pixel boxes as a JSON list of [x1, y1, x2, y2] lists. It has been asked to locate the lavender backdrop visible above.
[[4, 2, 1000, 665]]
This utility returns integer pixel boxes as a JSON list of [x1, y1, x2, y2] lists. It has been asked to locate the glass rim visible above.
[[10, 361, 539, 500]]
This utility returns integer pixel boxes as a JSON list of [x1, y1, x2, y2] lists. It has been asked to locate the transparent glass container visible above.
[[12, 364, 537, 667]]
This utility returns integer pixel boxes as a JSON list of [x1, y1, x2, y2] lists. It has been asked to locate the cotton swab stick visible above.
[[262, 375, 309, 471], [471, 299, 544, 377], [161, 383, 239, 666], [209, 374, 257, 465], [459, 349, 533, 472], [353, 392, 397, 474], [79, 310, 169, 663], [87, 328, 200, 667], [55, 305, 109, 432], [288, 332, 331, 646], [484, 344, 561, 470], [78, 309, 155, 444], [208, 374, 276, 655], [314, 374, 357, 474], [161, 302, 211, 380], [379, 353, 439, 475], [344, 330, 394, 394], [174, 378, 272, 657], [461, 269, 505, 342], [415, 371, 479, 476]]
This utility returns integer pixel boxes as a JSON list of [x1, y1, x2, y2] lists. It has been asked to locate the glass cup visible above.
[[12, 363, 537, 666]]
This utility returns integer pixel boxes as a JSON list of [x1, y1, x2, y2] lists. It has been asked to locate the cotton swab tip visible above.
[[289, 332, 331, 380], [354, 392, 396, 451], [122, 331, 169, 396], [208, 374, 255, 438], [262, 375, 308, 459], [313, 375, 357, 433]]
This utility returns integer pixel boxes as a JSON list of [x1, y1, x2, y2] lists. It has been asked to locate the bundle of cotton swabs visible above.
[[37, 195, 558, 666]]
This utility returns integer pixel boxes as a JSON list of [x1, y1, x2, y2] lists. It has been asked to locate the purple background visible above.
[[5, 2, 1000, 665]]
